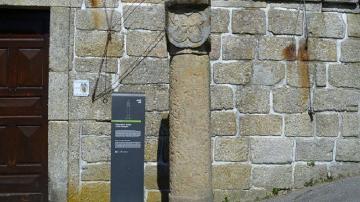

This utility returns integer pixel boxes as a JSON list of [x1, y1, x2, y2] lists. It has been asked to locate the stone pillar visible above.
[[166, 2, 213, 201]]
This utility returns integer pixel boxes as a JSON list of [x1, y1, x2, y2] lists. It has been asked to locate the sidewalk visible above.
[[265, 176, 360, 202]]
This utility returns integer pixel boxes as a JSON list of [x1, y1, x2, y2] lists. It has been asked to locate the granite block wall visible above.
[[209, 0, 360, 201]]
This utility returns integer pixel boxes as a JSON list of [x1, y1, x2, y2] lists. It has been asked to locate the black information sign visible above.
[[111, 93, 145, 202]]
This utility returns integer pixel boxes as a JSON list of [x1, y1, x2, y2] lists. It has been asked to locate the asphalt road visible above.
[[265, 176, 360, 202]]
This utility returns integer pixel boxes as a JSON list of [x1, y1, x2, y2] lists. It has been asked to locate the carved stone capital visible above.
[[166, 7, 210, 50]]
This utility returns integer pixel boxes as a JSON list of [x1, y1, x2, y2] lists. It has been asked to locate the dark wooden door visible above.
[[0, 35, 49, 202]]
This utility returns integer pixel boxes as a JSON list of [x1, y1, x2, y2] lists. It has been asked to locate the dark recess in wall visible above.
[[0, 8, 50, 34]]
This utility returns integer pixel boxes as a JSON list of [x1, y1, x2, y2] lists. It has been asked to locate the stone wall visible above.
[[1, 0, 360, 201], [209, 0, 360, 201], [69, 1, 169, 202]]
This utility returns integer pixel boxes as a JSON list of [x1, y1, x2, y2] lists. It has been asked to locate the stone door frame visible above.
[[0, 1, 72, 201], [48, 6, 71, 202]]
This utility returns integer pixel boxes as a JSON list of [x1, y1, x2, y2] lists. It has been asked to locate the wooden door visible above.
[[0, 35, 49, 202]]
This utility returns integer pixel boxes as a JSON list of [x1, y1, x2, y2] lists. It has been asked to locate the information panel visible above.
[[111, 93, 145, 202]]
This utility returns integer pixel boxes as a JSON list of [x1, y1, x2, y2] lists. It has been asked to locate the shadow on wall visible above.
[[157, 117, 170, 202]]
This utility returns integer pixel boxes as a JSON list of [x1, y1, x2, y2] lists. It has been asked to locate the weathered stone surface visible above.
[[342, 113, 360, 137], [144, 164, 169, 190], [314, 89, 360, 112], [69, 73, 111, 120], [145, 112, 169, 136], [315, 63, 327, 87], [270, 2, 322, 11], [211, 8, 229, 33], [273, 87, 308, 113], [210, 34, 220, 60], [214, 137, 249, 162], [210, 85, 233, 110], [336, 139, 360, 162], [147, 191, 163, 202], [74, 58, 118, 73], [340, 39, 360, 62], [85, 0, 118, 7], [213, 61, 252, 85], [347, 14, 360, 37], [252, 165, 292, 188], [49, 121, 68, 202], [213, 189, 268, 202], [50, 7, 70, 72], [76, 9, 121, 31], [124, 5, 165, 31], [211, 111, 237, 136], [232, 9, 265, 34], [296, 138, 334, 161], [0, 0, 70, 6], [316, 113, 339, 137], [294, 164, 328, 188], [49, 72, 68, 120], [222, 35, 257, 60], [211, 0, 267, 7], [145, 137, 168, 162], [68, 121, 81, 202], [268, 9, 303, 35], [307, 13, 345, 38], [80, 182, 110, 202], [307, 38, 337, 61], [169, 54, 212, 201], [145, 138, 158, 162], [69, 121, 111, 136], [120, 57, 169, 84], [122, 0, 163, 3], [126, 31, 167, 58], [285, 113, 314, 137], [259, 36, 296, 60], [329, 63, 360, 89], [75, 30, 124, 57], [235, 86, 270, 113], [240, 115, 282, 136], [117, 85, 169, 111], [329, 162, 360, 178], [81, 136, 110, 162], [250, 138, 293, 164], [322, 0, 357, 2], [68, 8, 76, 72], [287, 62, 322, 88], [81, 163, 110, 181], [167, 7, 210, 49], [251, 61, 285, 86], [212, 163, 251, 189], [70, 0, 82, 7]]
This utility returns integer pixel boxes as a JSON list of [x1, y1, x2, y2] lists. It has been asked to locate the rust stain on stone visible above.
[[89, 0, 103, 29], [92, 10, 102, 29], [283, 41, 310, 103], [282, 43, 296, 61], [90, 0, 102, 7], [298, 41, 310, 88]]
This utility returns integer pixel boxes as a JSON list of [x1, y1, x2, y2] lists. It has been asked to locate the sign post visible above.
[[111, 93, 145, 202]]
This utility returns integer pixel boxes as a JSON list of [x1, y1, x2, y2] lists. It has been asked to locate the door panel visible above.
[[0, 49, 8, 87], [0, 97, 43, 116], [0, 35, 48, 202], [16, 48, 44, 87], [0, 193, 43, 202]]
